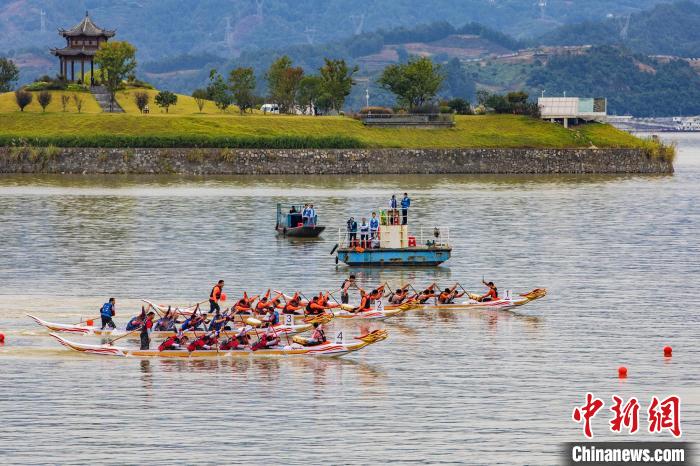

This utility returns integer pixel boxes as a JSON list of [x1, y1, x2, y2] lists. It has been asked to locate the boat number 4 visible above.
[[335, 331, 344, 345]]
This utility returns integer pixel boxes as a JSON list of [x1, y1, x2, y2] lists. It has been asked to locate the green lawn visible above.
[[0, 110, 645, 149]]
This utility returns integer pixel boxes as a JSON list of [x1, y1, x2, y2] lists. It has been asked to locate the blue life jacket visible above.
[[401, 197, 411, 209], [390, 198, 398, 208], [100, 302, 113, 318], [270, 310, 279, 325], [370, 218, 379, 230], [209, 316, 224, 331], [125, 316, 142, 331]]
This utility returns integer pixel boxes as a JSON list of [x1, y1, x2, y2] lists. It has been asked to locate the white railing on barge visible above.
[[337, 225, 451, 249]]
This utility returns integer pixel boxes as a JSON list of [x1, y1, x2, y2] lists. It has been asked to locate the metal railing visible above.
[[337, 225, 451, 249]]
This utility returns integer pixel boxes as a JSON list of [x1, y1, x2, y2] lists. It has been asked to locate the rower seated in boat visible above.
[[159, 333, 189, 351], [305, 323, 326, 346], [125, 308, 147, 331], [283, 298, 303, 315], [305, 296, 327, 316], [479, 280, 498, 302], [251, 327, 281, 351], [388, 285, 410, 305], [154, 307, 177, 331], [208, 309, 229, 332], [368, 286, 385, 305], [181, 313, 205, 332], [413, 284, 437, 304], [352, 290, 372, 313], [262, 307, 280, 326], [438, 285, 465, 304], [234, 292, 258, 315], [187, 331, 219, 352]]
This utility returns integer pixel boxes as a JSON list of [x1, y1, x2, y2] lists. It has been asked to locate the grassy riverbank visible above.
[[0, 111, 649, 150]]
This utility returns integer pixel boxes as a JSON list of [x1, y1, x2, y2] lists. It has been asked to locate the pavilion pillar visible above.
[[71, 60, 75, 82], [81, 59, 85, 84], [90, 60, 94, 86]]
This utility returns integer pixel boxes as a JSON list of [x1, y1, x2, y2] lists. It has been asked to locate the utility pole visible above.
[[365, 87, 370, 108], [40, 9, 46, 33]]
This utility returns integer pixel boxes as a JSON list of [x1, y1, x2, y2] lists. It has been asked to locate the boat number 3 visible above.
[[284, 314, 293, 326], [335, 331, 344, 345]]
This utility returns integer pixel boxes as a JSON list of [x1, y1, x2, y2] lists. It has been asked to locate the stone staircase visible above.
[[91, 85, 124, 113]]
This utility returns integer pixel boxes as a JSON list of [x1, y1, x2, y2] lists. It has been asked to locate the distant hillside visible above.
[[527, 46, 700, 116], [541, 0, 700, 57]]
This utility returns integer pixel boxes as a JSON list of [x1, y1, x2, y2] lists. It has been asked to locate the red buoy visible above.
[[0, 333, 5, 344], [618, 366, 628, 378], [220, 293, 227, 302], [664, 346, 673, 357]]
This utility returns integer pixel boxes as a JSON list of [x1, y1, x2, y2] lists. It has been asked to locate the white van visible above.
[[261, 103, 280, 114]]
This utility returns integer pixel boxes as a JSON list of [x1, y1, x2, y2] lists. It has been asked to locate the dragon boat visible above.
[[273, 291, 416, 320], [49, 329, 388, 359], [27, 313, 328, 339], [415, 288, 547, 310]]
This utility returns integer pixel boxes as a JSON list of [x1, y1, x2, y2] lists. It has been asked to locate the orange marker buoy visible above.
[[618, 366, 628, 378], [0, 333, 5, 344], [220, 293, 227, 302], [86, 319, 94, 327], [664, 346, 673, 357]]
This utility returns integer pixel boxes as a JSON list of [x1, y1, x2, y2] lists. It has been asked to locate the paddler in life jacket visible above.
[[283, 298, 304, 315], [304, 322, 326, 346], [159, 332, 189, 351], [479, 280, 498, 302], [368, 285, 385, 305], [154, 307, 177, 331], [126, 307, 147, 331], [187, 331, 219, 352], [234, 292, 258, 315], [262, 306, 280, 327], [251, 327, 281, 351], [438, 285, 465, 304], [209, 279, 225, 314], [388, 285, 410, 305], [99, 297, 117, 330], [305, 296, 327, 316], [180, 310, 205, 332], [208, 309, 229, 332], [413, 284, 437, 304], [352, 289, 372, 313]]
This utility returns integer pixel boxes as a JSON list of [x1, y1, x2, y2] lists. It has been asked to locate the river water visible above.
[[0, 134, 698, 465]]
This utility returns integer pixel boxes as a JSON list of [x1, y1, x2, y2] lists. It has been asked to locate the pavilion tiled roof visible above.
[[51, 47, 99, 57], [59, 12, 115, 38]]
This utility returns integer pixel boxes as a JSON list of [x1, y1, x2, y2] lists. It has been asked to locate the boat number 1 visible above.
[[335, 331, 344, 345]]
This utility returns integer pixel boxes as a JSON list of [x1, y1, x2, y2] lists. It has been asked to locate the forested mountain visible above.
[[541, 1, 700, 57], [0, 0, 669, 62], [527, 46, 700, 116]]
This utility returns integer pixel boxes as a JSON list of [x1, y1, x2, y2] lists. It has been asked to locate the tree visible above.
[[297, 75, 324, 114], [72, 93, 84, 114], [37, 90, 52, 112], [446, 98, 472, 115], [15, 90, 32, 111], [266, 56, 304, 113], [191, 88, 208, 112], [207, 69, 234, 112], [441, 58, 476, 102], [61, 94, 70, 112], [319, 58, 358, 112], [134, 91, 149, 113], [94, 41, 137, 112], [378, 56, 444, 110], [154, 90, 177, 113], [228, 67, 257, 114], [0, 57, 19, 92]]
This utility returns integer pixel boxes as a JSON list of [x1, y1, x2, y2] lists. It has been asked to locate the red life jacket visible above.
[[159, 336, 178, 351]]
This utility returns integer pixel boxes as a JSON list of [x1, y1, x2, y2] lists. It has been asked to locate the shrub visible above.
[[359, 106, 393, 115], [192, 89, 208, 112], [37, 91, 52, 112], [439, 105, 452, 114], [15, 90, 32, 111], [72, 94, 84, 114], [61, 95, 70, 112], [445, 98, 473, 115], [66, 84, 88, 92], [24, 82, 49, 91], [412, 103, 440, 114], [134, 91, 150, 114]]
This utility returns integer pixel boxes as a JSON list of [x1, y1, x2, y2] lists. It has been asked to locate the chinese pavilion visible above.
[[51, 12, 115, 85]]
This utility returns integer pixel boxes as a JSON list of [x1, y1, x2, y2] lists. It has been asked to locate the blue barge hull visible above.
[[337, 247, 451, 266]]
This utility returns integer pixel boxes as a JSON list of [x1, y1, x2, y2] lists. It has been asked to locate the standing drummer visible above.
[[209, 280, 225, 315], [100, 298, 117, 330]]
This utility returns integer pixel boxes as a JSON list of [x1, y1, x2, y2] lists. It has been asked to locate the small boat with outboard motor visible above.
[[275, 203, 325, 237]]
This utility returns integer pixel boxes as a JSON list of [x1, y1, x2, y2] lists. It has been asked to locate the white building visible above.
[[538, 97, 607, 127]]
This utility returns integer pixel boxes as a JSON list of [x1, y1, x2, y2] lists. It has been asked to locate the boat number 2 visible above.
[[335, 331, 344, 345], [376, 300, 384, 312]]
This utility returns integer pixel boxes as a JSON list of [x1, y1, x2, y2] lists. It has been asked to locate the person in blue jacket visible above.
[[401, 192, 411, 225], [100, 298, 116, 330]]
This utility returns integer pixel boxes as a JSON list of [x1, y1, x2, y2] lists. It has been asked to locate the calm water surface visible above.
[[0, 134, 698, 465]]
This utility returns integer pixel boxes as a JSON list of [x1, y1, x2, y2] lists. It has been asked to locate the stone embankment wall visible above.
[[0, 147, 674, 174]]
